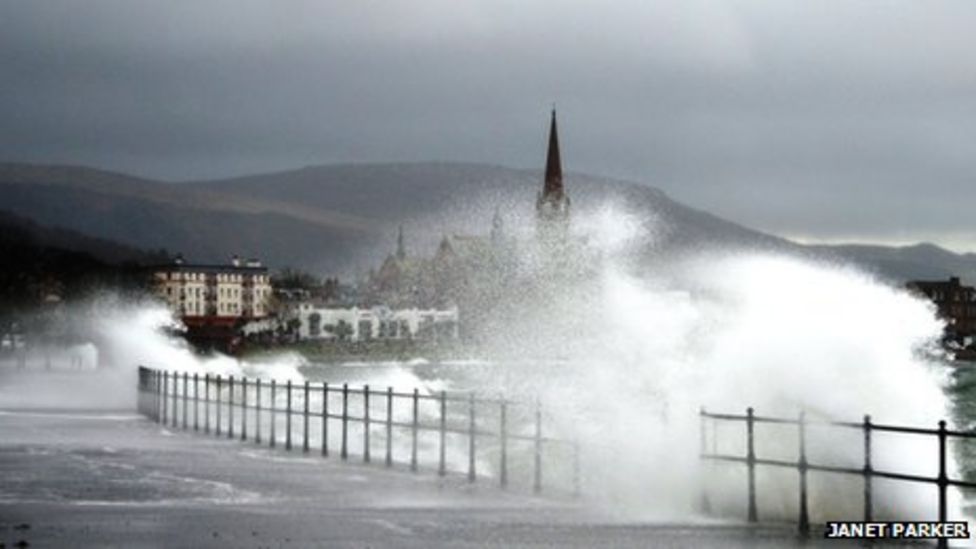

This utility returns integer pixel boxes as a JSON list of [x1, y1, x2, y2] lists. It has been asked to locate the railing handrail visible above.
[[699, 406, 965, 543], [135, 365, 580, 496], [702, 408, 976, 438]]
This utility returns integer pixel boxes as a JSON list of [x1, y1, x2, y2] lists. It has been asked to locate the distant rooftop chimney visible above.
[[231, 254, 241, 267]]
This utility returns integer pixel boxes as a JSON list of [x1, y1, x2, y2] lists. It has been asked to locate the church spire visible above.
[[543, 108, 563, 199], [537, 109, 570, 237], [396, 225, 406, 261]]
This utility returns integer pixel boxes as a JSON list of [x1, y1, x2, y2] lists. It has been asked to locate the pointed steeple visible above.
[[543, 109, 563, 199], [396, 225, 406, 261], [537, 108, 570, 237]]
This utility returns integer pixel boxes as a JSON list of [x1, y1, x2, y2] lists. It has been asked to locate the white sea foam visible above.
[[16, 202, 958, 525], [507, 204, 957, 523]]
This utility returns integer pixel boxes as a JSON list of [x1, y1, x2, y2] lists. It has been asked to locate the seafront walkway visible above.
[[0, 371, 888, 548]]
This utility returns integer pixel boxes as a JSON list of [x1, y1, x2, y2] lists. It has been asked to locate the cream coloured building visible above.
[[151, 255, 272, 321]]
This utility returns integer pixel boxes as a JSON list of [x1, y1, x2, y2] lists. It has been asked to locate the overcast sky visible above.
[[1, 1, 975, 250]]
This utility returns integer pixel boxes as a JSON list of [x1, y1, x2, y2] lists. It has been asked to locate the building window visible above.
[[308, 313, 322, 337], [359, 320, 373, 341]]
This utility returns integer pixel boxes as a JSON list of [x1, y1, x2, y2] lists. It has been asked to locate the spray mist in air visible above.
[[469, 201, 957, 523], [30, 199, 959, 524]]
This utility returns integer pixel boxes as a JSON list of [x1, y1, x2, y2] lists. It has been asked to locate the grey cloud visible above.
[[1, 1, 975, 248]]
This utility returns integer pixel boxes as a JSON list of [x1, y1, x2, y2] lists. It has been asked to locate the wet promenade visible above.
[[0, 371, 903, 548]]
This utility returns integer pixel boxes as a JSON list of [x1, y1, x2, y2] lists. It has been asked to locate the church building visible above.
[[362, 110, 574, 323]]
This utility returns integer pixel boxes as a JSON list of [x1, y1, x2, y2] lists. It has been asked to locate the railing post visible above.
[[385, 387, 393, 468], [285, 379, 293, 451], [363, 384, 371, 463], [699, 407, 706, 458], [798, 411, 810, 538], [699, 407, 711, 514], [137, 369, 142, 415], [467, 393, 476, 483], [193, 373, 199, 431], [227, 375, 235, 439], [156, 370, 162, 421], [164, 370, 170, 423], [137, 367, 144, 416], [137, 367, 143, 416], [303, 380, 310, 453], [438, 390, 447, 476], [938, 420, 948, 524], [138, 367, 144, 415], [863, 414, 872, 522], [255, 378, 262, 444], [162, 371, 168, 425], [746, 407, 757, 523], [171, 371, 178, 428], [143, 367, 150, 415], [143, 368, 148, 417], [241, 377, 248, 442], [270, 379, 277, 448], [500, 398, 508, 489], [411, 388, 419, 472], [155, 370, 162, 422], [321, 382, 329, 456], [138, 368, 143, 416], [182, 372, 188, 430], [533, 399, 542, 495], [166, 371, 173, 426], [145, 369, 150, 418], [204, 374, 211, 434], [215, 375, 222, 436], [712, 416, 718, 455], [341, 383, 349, 460]]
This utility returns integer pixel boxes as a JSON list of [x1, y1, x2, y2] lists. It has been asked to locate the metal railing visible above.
[[137, 366, 579, 495], [699, 407, 976, 538]]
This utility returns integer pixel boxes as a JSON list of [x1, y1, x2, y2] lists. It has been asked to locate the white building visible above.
[[297, 304, 459, 342]]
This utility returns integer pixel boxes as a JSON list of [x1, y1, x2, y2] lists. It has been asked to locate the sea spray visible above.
[[14, 202, 960, 524], [408, 201, 958, 521], [472, 204, 958, 523], [535, 253, 955, 522]]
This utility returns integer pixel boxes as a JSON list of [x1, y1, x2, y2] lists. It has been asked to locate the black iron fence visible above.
[[137, 366, 579, 494], [699, 407, 976, 538]]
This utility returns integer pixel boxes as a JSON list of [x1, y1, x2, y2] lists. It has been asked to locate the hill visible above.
[[0, 211, 168, 316], [0, 162, 378, 273], [0, 161, 974, 283]]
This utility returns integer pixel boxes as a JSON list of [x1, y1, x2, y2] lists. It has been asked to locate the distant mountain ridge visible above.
[[0, 210, 164, 265], [0, 161, 973, 283], [0, 210, 168, 312]]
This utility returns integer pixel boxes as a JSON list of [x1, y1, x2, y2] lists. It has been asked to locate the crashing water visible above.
[[7, 202, 963, 525]]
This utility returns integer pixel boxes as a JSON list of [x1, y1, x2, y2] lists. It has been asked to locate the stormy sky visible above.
[[1, 1, 975, 250]]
